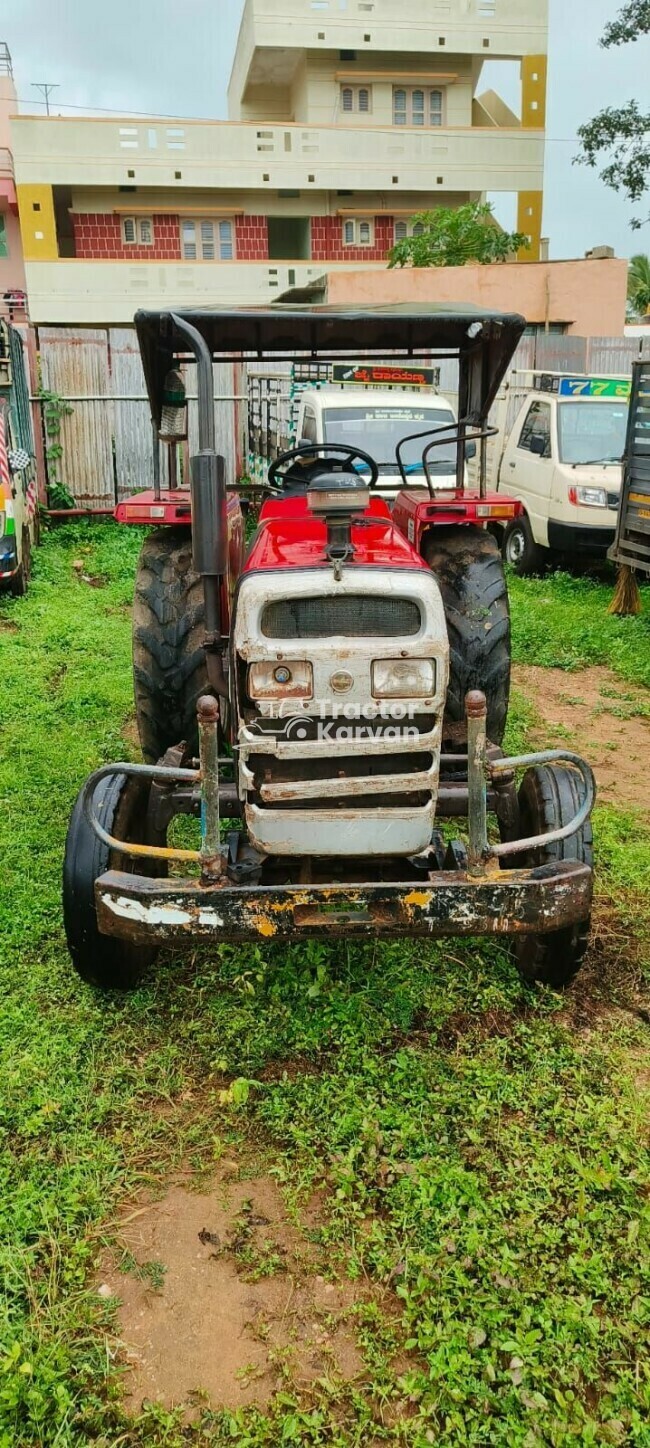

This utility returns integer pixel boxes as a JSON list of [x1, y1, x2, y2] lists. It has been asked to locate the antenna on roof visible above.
[[32, 83, 59, 115]]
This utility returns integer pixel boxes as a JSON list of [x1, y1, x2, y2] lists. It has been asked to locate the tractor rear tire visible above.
[[513, 762, 593, 990], [63, 773, 160, 991], [132, 528, 208, 763], [422, 525, 510, 746]]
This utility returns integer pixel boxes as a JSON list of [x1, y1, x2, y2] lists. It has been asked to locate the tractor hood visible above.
[[243, 495, 429, 574]]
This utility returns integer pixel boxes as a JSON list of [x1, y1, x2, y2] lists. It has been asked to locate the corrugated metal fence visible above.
[[35, 325, 245, 507], [32, 327, 650, 506]]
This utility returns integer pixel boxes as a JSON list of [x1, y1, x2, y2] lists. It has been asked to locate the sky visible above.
[[2, 0, 649, 262]]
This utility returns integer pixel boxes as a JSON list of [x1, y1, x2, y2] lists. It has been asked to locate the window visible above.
[[181, 218, 234, 261], [122, 216, 153, 245], [0, 216, 7, 259], [393, 86, 445, 127], [394, 219, 425, 242], [339, 84, 372, 113], [518, 402, 552, 458], [342, 217, 374, 247], [301, 410, 318, 444]]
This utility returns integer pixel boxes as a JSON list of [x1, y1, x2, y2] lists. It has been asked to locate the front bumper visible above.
[[548, 520, 616, 555], [95, 860, 592, 944]]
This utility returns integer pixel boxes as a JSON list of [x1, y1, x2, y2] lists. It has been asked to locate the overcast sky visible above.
[[3, 0, 649, 261]]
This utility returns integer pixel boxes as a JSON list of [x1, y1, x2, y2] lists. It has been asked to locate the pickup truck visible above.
[[489, 372, 630, 574], [294, 383, 465, 500]]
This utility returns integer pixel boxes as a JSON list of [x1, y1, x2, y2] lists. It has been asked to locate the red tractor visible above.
[[63, 305, 594, 993]]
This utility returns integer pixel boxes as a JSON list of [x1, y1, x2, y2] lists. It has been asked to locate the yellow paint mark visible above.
[[17, 184, 59, 260], [403, 891, 429, 908], [255, 916, 278, 938]]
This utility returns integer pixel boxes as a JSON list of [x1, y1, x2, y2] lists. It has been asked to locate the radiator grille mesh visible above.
[[261, 595, 421, 639]]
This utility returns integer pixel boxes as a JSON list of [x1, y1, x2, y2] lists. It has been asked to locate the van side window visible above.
[[301, 410, 317, 444], [518, 401, 552, 458]]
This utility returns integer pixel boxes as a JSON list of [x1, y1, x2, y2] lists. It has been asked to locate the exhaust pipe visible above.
[[169, 312, 228, 698]]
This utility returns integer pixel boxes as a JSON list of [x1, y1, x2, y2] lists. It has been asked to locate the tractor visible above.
[[63, 305, 594, 992]]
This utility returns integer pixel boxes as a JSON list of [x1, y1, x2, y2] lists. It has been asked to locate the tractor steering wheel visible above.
[[267, 442, 379, 494]]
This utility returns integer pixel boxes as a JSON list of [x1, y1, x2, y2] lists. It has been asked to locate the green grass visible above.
[[509, 569, 650, 688], [1, 523, 650, 1446]]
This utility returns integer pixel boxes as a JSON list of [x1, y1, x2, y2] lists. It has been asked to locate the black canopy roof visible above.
[[134, 302, 526, 429]]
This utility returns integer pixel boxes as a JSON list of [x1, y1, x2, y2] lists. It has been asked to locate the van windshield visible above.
[[557, 401, 628, 466], [322, 405, 457, 471]]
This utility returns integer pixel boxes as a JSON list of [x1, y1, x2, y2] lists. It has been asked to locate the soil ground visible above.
[[99, 1167, 392, 1416], [512, 663, 650, 814]]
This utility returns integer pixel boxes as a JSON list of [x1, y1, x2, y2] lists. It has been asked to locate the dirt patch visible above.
[[0, 617, 19, 633], [438, 1005, 530, 1049], [512, 664, 650, 815], [99, 1167, 384, 1416], [120, 714, 141, 753]]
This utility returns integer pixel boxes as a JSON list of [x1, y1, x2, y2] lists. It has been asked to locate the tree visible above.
[[576, 1, 650, 228], [627, 252, 650, 316], [387, 201, 527, 269]]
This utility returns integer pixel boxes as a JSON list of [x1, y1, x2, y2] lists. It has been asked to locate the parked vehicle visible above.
[[609, 358, 650, 578], [63, 305, 594, 997], [0, 321, 38, 596], [293, 366, 467, 500], [487, 371, 630, 574]]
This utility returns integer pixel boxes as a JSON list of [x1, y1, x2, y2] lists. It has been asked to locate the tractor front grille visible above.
[[260, 595, 422, 639], [249, 749, 434, 811]]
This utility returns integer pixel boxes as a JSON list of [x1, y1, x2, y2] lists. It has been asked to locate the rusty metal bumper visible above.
[[95, 860, 592, 944]]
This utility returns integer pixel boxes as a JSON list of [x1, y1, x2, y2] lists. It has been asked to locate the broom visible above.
[[609, 564, 642, 616]]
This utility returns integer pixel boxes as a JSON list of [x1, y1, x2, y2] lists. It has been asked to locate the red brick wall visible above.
[[72, 212, 395, 264], [311, 215, 394, 263], [73, 213, 181, 261], [235, 215, 269, 261]]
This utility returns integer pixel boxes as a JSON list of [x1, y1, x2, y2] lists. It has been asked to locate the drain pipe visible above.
[[169, 312, 228, 699]]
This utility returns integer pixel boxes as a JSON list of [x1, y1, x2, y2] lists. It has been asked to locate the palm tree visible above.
[[627, 254, 650, 320]]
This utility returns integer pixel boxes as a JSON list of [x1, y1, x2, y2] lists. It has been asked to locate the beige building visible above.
[[302, 254, 629, 337], [0, 44, 27, 314], [11, 0, 548, 325]]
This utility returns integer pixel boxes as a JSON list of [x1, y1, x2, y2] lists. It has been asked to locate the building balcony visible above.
[[13, 116, 544, 196], [22, 257, 389, 325]]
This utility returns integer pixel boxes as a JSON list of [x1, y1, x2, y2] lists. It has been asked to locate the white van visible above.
[[296, 384, 464, 500], [490, 373, 630, 573]]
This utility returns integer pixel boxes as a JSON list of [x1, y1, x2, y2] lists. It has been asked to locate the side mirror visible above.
[[529, 434, 547, 457], [465, 440, 477, 461]]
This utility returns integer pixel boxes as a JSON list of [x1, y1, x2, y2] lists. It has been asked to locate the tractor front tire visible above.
[[422, 525, 510, 747], [63, 774, 160, 991], [513, 762, 592, 990], [132, 528, 208, 762]]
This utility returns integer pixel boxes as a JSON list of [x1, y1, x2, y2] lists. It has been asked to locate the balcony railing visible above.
[[0, 148, 14, 179]]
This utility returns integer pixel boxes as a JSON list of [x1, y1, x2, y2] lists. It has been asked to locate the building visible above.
[[0, 44, 27, 318], [287, 253, 629, 338], [11, 0, 548, 325]]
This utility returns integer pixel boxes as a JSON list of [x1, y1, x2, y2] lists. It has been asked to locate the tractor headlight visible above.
[[248, 660, 313, 700], [372, 658, 436, 698]]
